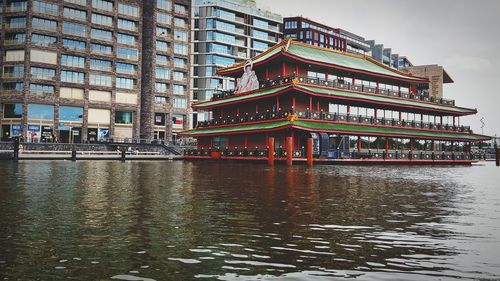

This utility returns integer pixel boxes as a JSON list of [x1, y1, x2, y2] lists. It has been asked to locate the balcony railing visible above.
[[211, 75, 456, 106], [196, 109, 472, 134]]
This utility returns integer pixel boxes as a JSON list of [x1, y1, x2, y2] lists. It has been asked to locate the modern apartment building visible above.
[[191, 0, 282, 126], [140, 0, 191, 141], [0, 0, 191, 143]]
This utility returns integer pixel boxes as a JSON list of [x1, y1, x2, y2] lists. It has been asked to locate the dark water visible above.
[[1, 161, 499, 281]]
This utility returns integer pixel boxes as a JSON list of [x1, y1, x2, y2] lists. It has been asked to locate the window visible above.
[[215, 8, 235, 21], [32, 33, 56, 47], [3, 104, 23, 118], [173, 84, 185, 95], [33, 1, 58, 16], [154, 113, 166, 126], [173, 71, 185, 81], [156, 40, 169, 52], [209, 43, 231, 54], [3, 65, 24, 78], [173, 97, 186, 108], [118, 18, 137, 31], [174, 44, 188, 55], [61, 70, 84, 83], [5, 33, 26, 44], [155, 67, 169, 79], [207, 55, 235, 66], [155, 83, 168, 92], [116, 77, 135, 89], [2, 82, 24, 93], [4, 50, 25, 61], [61, 54, 85, 68], [117, 33, 136, 46], [173, 17, 186, 28], [90, 73, 112, 87], [91, 13, 113, 26], [284, 21, 297, 29], [90, 59, 112, 71], [253, 30, 268, 40], [64, 7, 87, 20], [8, 17, 26, 28], [156, 55, 168, 65], [59, 106, 83, 122], [173, 57, 186, 68], [174, 4, 187, 14], [32, 17, 57, 31], [156, 27, 169, 37], [63, 38, 86, 50], [172, 114, 184, 129], [174, 30, 188, 42], [92, 0, 113, 11], [91, 43, 112, 54], [28, 104, 54, 120], [64, 0, 86, 6], [116, 63, 136, 74], [31, 67, 55, 80], [155, 96, 167, 103], [253, 40, 269, 51], [91, 28, 112, 41], [253, 18, 268, 29], [117, 47, 137, 60], [63, 22, 87, 36], [115, 111, 133, 124], [7, 1, 27, 12], [207, 31, 235, 44], [157, 12, 171, 25], [157, 0, 171, 10], [118, 3, 138, 17], [29, 83, 54, 95]]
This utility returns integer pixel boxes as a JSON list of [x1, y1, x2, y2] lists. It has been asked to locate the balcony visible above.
[[2, 72, 24, 79]]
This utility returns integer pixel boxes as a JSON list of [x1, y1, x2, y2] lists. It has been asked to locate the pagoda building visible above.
[[181, 40, 490, 164]]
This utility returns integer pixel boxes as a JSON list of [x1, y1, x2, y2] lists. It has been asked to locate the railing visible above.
[[196, 109, 472, 134], [211, 75, 456, 106]]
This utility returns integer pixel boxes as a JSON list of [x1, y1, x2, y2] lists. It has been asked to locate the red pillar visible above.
[[431, 141, 435, 151], [316, 100, 320, 112], [276, 96, 280, 110], [325, 71, 329, 81], [265, 67, 269, 80], [347, 105, 351, 114], [282, 62, 286, 77], [292, 96, 296, 111], [399, 111, 402, 121], [286, 136, 293, 166], [385, 138, 389, 153], [357, 136, 362, 153], [306, 138, 313, 166], [374, 109, 378, 120], [410, 139, 414, 151], [295, 65, 299, 77], [268, 137, 275, 166]]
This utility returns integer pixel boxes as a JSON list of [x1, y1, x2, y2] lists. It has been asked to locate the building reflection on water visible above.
[[0, 161, 498, 280]]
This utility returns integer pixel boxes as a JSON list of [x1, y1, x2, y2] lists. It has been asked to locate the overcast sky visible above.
[[256, 0, 500, 137]]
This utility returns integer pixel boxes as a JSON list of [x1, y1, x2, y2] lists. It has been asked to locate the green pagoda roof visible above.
[[180, 119, 490, 142]]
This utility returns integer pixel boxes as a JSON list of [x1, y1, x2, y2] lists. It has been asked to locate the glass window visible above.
[[92, 0, 113, 11], [29, 83, 54, 95], [173, 97, 186, 108], [63, 38, 86, 50], [117, 33, 136, 45], [173, 71, 185, 81], [7, 1, 27, 12], [3, 104, 23, 118], [173, 17, 186, 28], [60, 106, 83, 122], [156, 40, 169, 52], [2, 82, 24, 93], [91, 13, 113, 26], [28, 104, 54, 120], [33, 1, 58, 16], [116, 77, 135, 89], [90, 58, 112, 71], [8, 17, 26, 28], [156, 27, 170, 37], [173, 57, 186, 68], [155, 96, 167, 103], [117, 18, 137, 31], [31, 67, 55, 80], [64, 7, 87, 20], [61, 70, 84, 84], [32, 17, 57, 31], [116, 63, 136, 74], [3, 65, 24, 78], [5, 32, 26, 44], [173, 84, 185, 95], [157, 12, 171, 25], [91, 43, 112, 54], [174, 4, 187, 14], [174, 30, 188, 42], [61, 54, 85, 68], [115, 111, 133, 124], [118, 3, 138, 17], [215, 8, 235, 21], [91, 28, 112, 41], [63, 22, 87, 36], [253, 29, 268, 40], [253, 18, 268, 29], [156, 55, 168, 65], [90, 73, 112, 87], [32, 33, 57, 47], [253, 40, 269, 51], [157, 0, 171, 10], [117, 47, 138, 60], [174, 44, 188, 55], [155, 83, 168, 92], [155, 67, 170, 79], [154, 112, 165, 126]]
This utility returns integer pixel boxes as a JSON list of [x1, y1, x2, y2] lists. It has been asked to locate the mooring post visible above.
[[13, 137, 19, 161], [306, 137, 313, 166], [496, 148, 499, 167], [286, 136, 293, 166], [71, 149, 77, 161], [267, 137, 275, 166], [121, 149, 126, 162]]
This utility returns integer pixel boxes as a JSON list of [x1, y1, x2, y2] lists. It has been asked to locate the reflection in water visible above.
[[1, 161, 500, 280]]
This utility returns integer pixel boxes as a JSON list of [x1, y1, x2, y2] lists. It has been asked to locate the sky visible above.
[[256, 0, 500, 138]]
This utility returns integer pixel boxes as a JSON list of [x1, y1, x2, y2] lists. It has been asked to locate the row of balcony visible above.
[[184, 147, 485, 161], [212, 76, 456, 106], [195, 110, 472, 134]]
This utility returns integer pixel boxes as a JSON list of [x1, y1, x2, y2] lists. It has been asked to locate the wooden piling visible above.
[[121, 149, 126, 162], [13, 137, 19, 161], [306, 138, 313, 166], [71, 150, 77, 161], [267, 137, 275, 166], [496, 148, 499, 166], [286, 136, 293, 166]]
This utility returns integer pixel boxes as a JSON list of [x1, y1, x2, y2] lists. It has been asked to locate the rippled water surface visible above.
[[1, 160, 500, 280]]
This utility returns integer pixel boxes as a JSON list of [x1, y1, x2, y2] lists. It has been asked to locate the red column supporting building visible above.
[[357, 136, 362, 153], [385, 137, 389, 153], [306, 138, 313, 166], [265, 67, 269, 80], [276, 96, 280, 110], [410, 139, 414, 151], [286, 136, 293, 166], [268, 137, 275, 166], [309, 96, 312, 111], [282, 62, 286, 77]]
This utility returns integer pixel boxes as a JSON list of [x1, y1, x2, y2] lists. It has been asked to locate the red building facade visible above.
[[181, 40, 490, 164]]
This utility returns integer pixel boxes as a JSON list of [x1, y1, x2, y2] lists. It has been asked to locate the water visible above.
[[0, 160, 499, 281]]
